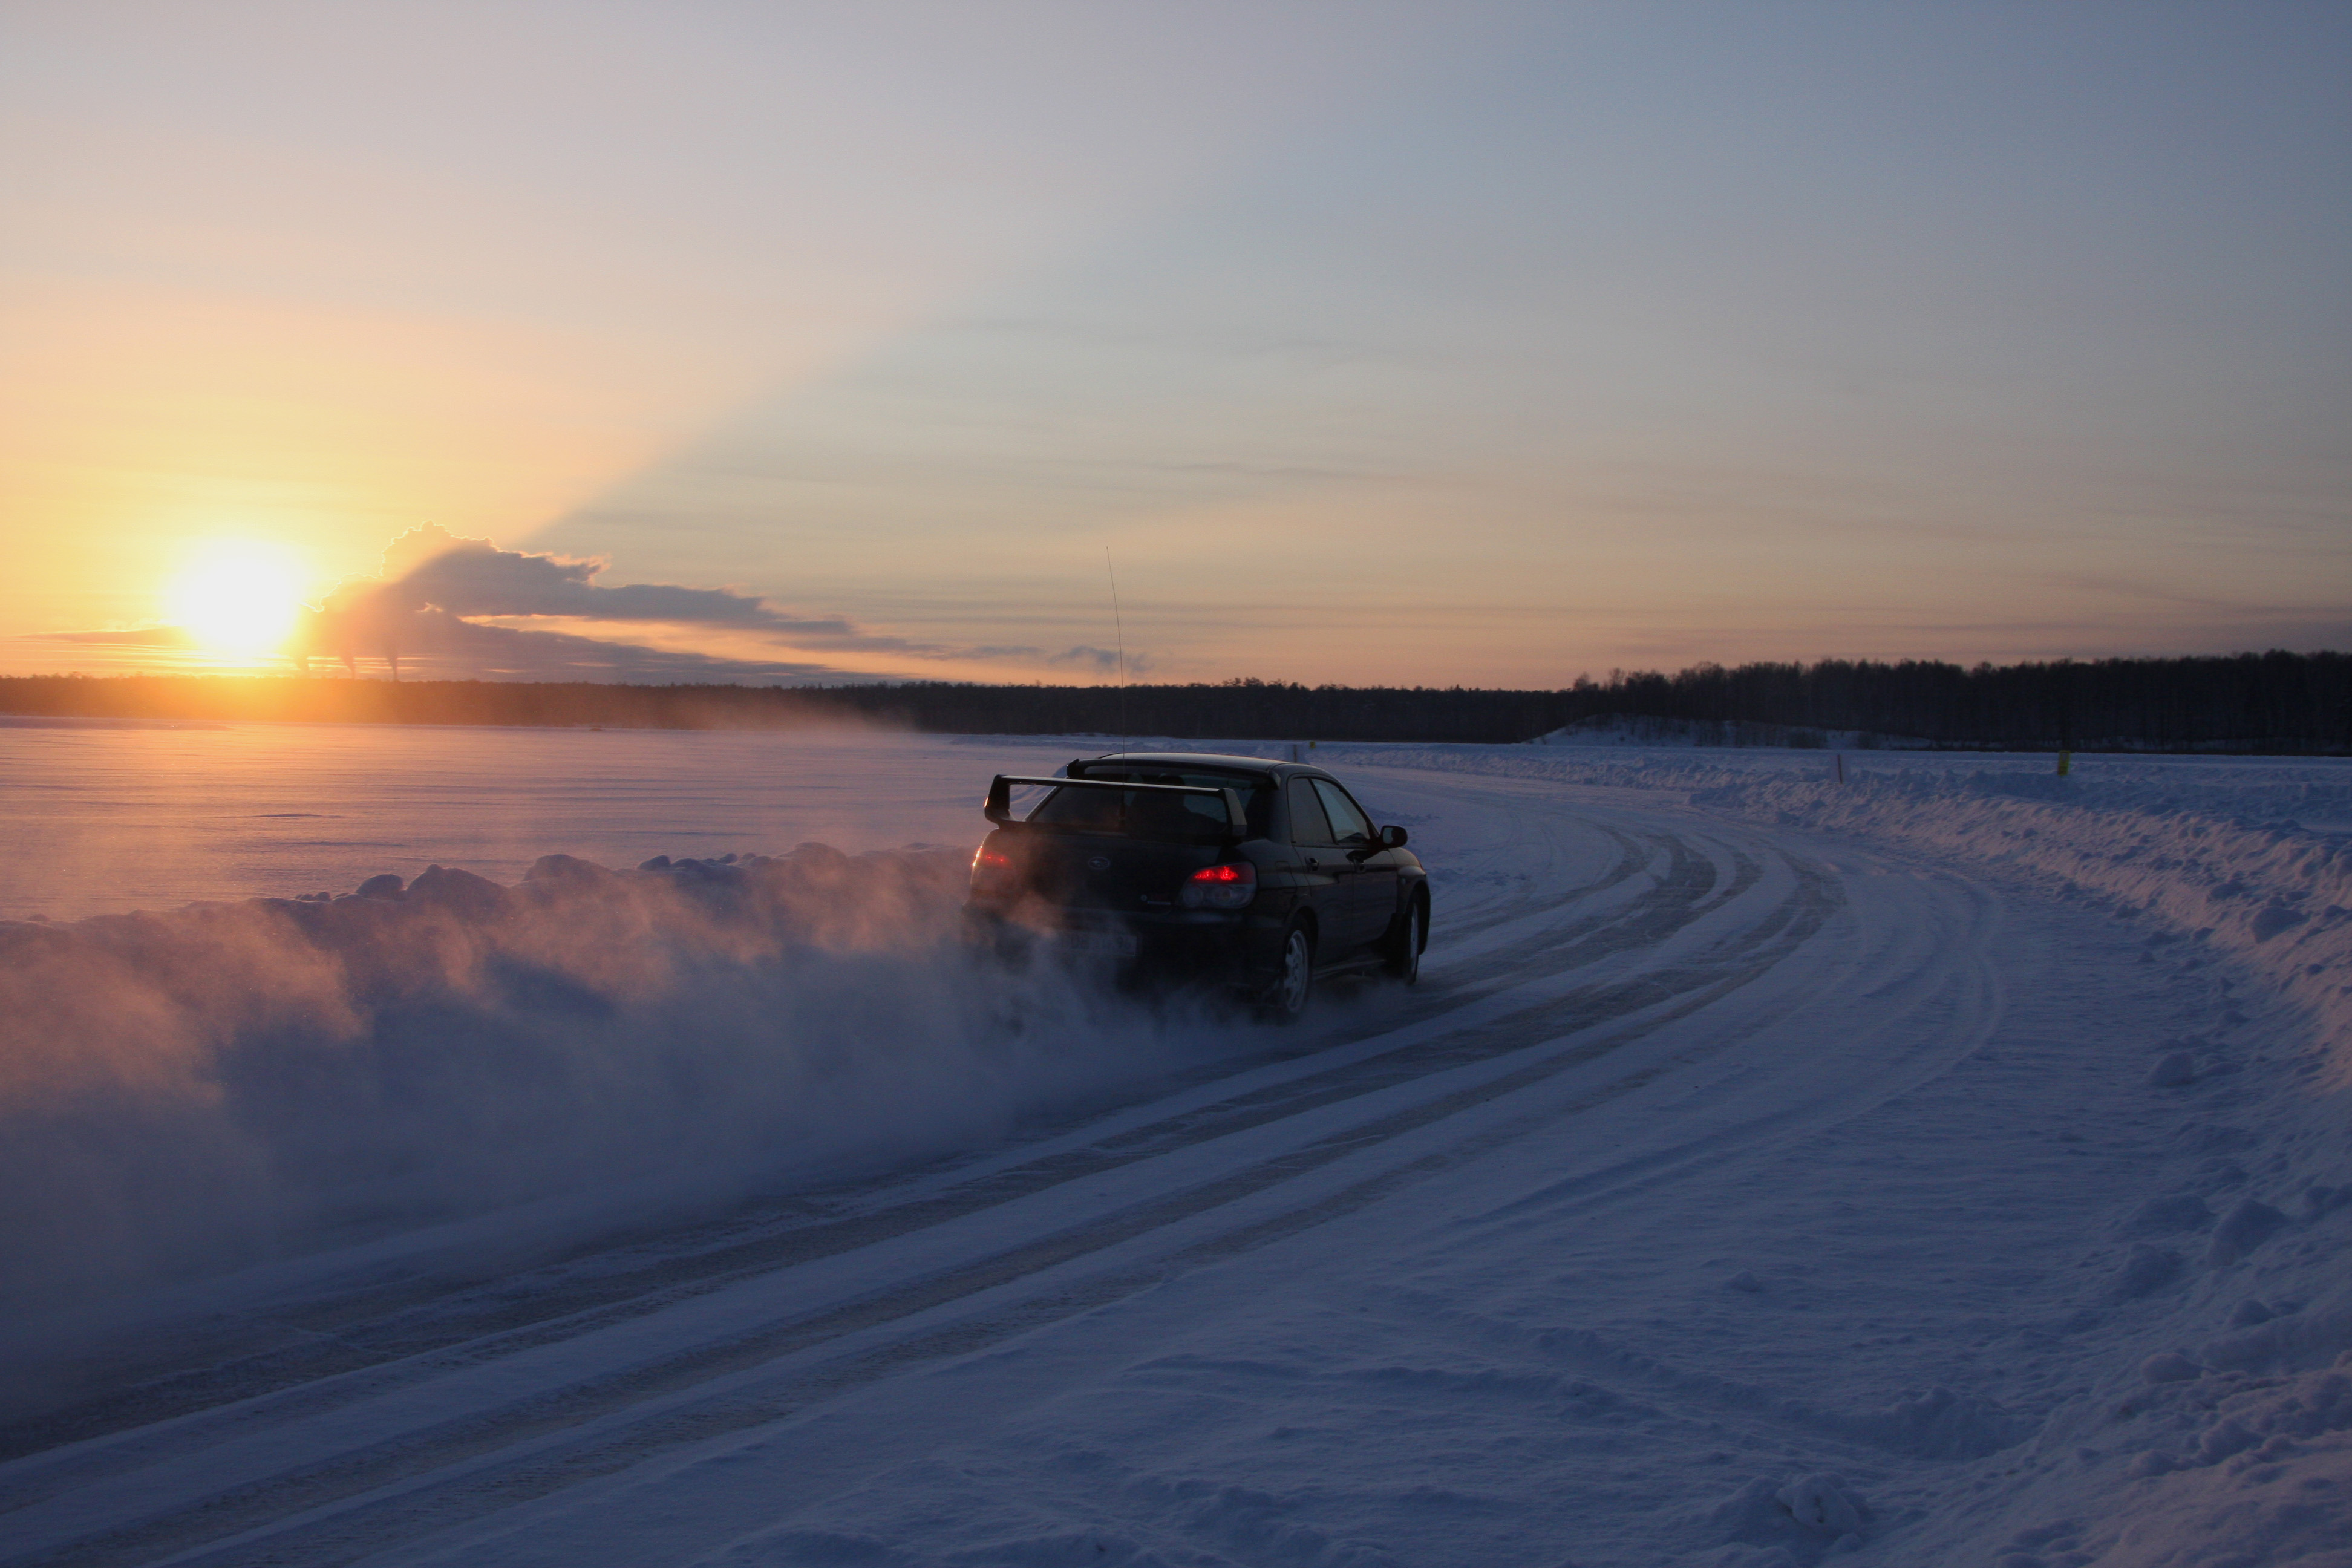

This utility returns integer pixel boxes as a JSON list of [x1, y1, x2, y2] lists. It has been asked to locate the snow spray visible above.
[[0, 849, 1204, 1323]]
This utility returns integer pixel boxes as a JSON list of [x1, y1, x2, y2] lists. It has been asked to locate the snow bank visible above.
[[0, 846, 1184, 1321], [1346, 745, 2352, 1058], [1690, 766, 2352, 1051], [1313, 742, 2351, 1562], [2080, 1344, 2352, 1566], [1532, 714, 1930, 750]]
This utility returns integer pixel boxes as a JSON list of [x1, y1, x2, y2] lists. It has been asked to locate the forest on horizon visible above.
[[2, 650, 2345, 753]]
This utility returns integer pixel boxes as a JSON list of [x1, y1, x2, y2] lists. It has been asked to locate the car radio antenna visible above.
[[1105, 547, 1128, 743]]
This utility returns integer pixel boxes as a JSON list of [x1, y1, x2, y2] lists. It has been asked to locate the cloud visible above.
[[307, 606, 880, 684], [1047, 644, 1151, 675], [282, 528, 912, 681], [310, 528, 1153, 679], [37, 528, 1150, 684], [365, 526, 858, 637], [41, 627, 196, 647]]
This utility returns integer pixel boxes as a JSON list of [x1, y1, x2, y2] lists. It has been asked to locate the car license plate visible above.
[[1059, 927, 1138, 959]]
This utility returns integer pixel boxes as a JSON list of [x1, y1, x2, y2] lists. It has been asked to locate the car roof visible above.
[[1078, 750, 1330, 782]]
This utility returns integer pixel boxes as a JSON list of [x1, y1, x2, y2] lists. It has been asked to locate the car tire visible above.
[[1382, 895, 1425, 985], [1260, 920, 1315, 1024]]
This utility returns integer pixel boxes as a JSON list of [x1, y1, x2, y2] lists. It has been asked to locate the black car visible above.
[[964, 751, 1428, 1020]]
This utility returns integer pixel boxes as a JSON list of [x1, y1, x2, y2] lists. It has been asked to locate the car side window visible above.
[[1311, 779, 1374, 845], [1286, 777, 1336, 846]]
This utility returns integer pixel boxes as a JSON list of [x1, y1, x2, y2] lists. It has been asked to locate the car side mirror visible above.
[[1380, 825, 1408, 849]]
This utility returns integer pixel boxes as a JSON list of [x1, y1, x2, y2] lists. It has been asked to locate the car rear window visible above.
[[1029, 768, 1275, 840]]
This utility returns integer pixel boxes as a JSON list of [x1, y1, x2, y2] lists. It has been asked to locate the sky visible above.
[[2, 1, 2346, 687]]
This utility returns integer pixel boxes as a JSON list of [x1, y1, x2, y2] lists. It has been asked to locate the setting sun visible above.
[[166, 542, 307, 657]]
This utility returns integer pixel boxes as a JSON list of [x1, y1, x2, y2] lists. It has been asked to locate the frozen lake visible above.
[[1, 724, 2347, 1564], [5, 720, 2346, 923], [0, 721, 1095, 921]]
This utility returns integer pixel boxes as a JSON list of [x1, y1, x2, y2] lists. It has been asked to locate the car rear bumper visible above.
[[964, 903, 1287, 988]]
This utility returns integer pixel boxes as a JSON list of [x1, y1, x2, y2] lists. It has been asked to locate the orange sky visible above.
[[5, 4, 2346, 685]]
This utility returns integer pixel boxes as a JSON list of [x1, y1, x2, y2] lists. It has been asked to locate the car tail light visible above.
[[1180, 860, 1257, 910], [970, 844, 1020, 899]]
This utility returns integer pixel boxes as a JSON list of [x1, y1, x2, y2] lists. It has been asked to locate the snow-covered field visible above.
[[1, 724, 2347, 1567]]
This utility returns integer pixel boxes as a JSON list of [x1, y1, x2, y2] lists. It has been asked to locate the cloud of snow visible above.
[[0, 844, 1214, 1330]]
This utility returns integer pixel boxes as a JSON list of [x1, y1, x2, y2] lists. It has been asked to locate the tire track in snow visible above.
[[185, 857, 1844, 1568], [0, 821, 1729, 1547], [397, 845, 2017, 1568], [1344, 866, 2014, 1466], [0, 823, 1778, 1561], [0, 822, 1723, 1482], [1436, 817, 1650, 944], [2, 837, 1837, 1568]]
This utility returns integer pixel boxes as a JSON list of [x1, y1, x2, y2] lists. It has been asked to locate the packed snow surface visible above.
[[1, 725, 2346, 1567]]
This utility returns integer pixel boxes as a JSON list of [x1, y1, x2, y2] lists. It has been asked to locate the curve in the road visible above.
[[4, 783, 2017, 1568]]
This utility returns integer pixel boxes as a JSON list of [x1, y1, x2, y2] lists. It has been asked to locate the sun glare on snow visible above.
[[168, 543, 307, 657]]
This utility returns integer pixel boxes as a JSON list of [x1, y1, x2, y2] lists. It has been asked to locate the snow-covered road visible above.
[[1, 735, 2345, 1566]]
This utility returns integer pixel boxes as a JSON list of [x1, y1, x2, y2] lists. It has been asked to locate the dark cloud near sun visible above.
[[307, 606, 859, 684], [38, 527, 1144, 684], [295, 526, 912, 682], [1047, 644, 1149, 676], [366, 526, 858, 637], [36, 608, 854, 682], [297, 527, 1143, 683], [44, 626, 197, 647]]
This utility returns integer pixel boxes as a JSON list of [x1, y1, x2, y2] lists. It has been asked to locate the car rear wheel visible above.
[[1261, 921, 1315, 1024], [1382, 896, 1425, 984]]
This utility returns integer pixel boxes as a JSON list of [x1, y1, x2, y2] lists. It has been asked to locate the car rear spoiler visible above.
[[984, 774, 1250, 839]]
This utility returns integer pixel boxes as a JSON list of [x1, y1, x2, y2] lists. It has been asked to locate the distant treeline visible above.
[[2, 650, 2345, 750], [1566, 650, 2351, 752]]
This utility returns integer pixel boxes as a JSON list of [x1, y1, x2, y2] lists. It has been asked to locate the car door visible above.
[[1311, 778, 1398, 952], [1284, 776, 1363, 951]]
